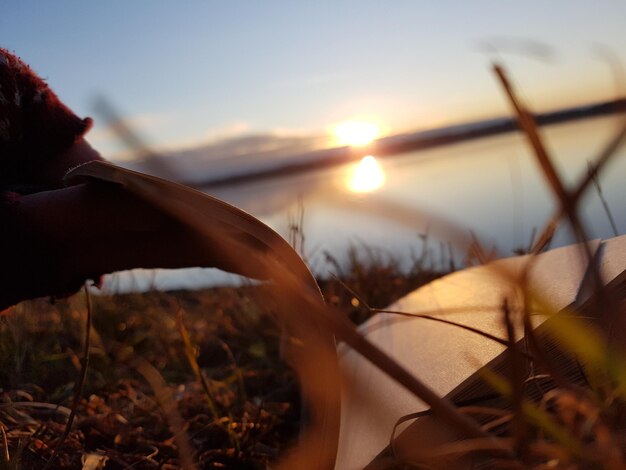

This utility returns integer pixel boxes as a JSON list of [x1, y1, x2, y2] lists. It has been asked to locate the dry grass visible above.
[[1, 62, 626, 470], [364, 63, 626, 469], [0, 252, 439, 469], [0, 287, 301, 469]]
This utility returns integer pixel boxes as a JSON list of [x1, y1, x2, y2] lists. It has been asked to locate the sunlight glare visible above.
[[332, 121, 380, 147], [347, 155, 386, 193]]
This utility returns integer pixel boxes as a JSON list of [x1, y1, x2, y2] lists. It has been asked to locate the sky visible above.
[[2, 1, 626, 161]]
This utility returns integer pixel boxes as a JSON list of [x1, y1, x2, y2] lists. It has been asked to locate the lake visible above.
[[102, 114, 626, 293]]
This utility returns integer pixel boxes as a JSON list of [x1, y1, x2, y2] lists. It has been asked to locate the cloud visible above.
[[156, 121, 252, 153], [205, 121, 251, 142], [168, 131, 327, 171], [107, 128, 332, 218], [117, 128, 328, 186]]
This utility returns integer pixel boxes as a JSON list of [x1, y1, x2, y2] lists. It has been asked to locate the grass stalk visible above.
[[588, 161, 619, 237], [176, 308, 240, 450], [42, 284, 93, 470]]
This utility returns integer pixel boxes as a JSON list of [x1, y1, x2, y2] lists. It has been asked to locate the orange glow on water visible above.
[[347, 155, 385, 193]]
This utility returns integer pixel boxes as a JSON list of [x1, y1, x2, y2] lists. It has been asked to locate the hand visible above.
[[40, 138, 105, 189], [1, 178, 268, 311]]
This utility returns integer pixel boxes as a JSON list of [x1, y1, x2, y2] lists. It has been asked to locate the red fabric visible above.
[[0, 48, 92, 189]]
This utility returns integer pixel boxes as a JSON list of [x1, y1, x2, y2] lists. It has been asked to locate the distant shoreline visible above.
[[196, 98, 626, 189]]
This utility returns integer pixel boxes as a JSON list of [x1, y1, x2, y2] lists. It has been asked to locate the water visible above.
[[102, 115, 626, 293]]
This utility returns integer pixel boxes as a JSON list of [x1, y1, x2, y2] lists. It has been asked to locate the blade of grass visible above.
[[329, 272, 371, 310], [521, 302, 576, 390], [176, 309, 220, 421], [493, 64, 569, 206], [370, 307, 535, 361], [274, 268, 504, 447], [502, 299, 528, 458], [176, 308, 239, 450], [532, 121, 626, 253], [1, 425, 8, 463], [493, 62, 618, 350], [572, 119, 626, 205], [132, 356, 198, 470], [531, 216, 558, 254], [215, 337, 247, 404], [588, 161, 619, 237], [493, 63, 593, 252], [42, 284, 93, 470], [536, 304, 626, 396], [401, 437, 515, 463], [478, 367, 583, 455]]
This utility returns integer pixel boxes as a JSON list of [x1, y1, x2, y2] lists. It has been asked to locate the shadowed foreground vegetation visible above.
[[0, 248, 441, 469]]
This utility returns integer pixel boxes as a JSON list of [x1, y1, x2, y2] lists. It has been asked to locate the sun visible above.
[[331, 121, 380, 147], [347, 155, 386, 193]]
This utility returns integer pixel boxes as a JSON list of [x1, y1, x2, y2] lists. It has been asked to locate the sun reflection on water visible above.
[[347, 155, 386, 193]]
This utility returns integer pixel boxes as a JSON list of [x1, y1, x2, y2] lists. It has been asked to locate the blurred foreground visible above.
[[0, 255, 439, 469]]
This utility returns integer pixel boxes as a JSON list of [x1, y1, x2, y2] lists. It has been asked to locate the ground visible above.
[[0, 255, 439, 469]]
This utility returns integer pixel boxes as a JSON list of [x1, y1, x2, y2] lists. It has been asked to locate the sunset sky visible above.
[[3, 1, 626, 160]]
